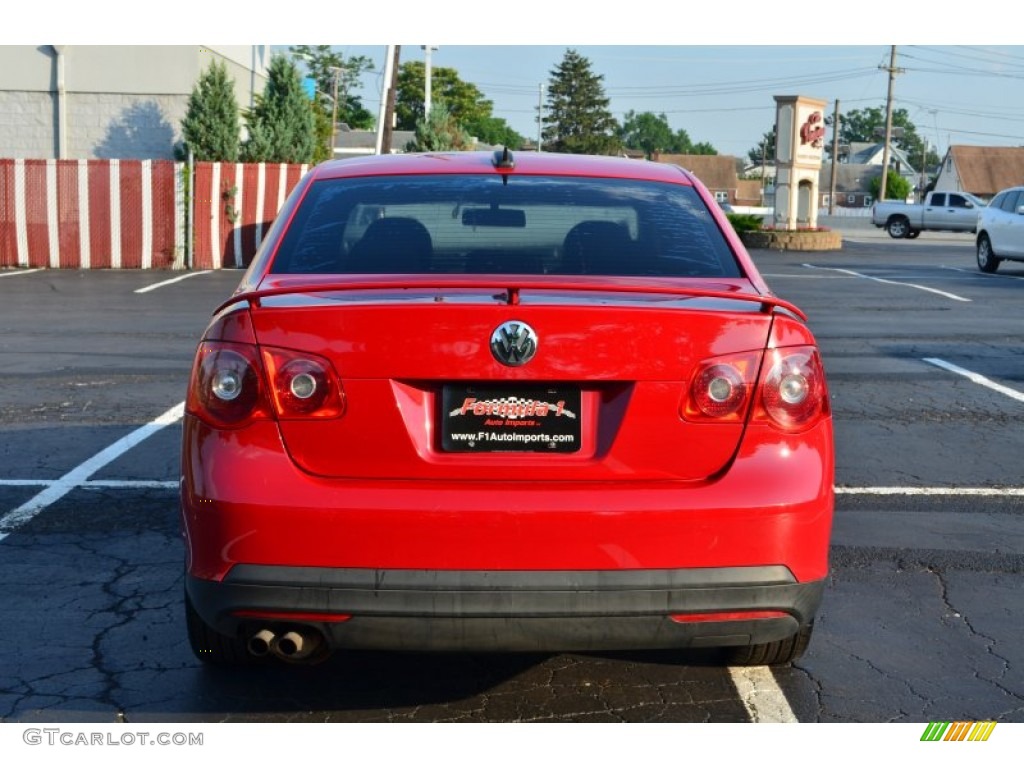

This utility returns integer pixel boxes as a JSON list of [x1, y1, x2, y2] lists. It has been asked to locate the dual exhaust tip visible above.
[[247, 628, 322, 662]]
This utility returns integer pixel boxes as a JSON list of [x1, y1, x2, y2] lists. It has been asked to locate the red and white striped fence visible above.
[[191, 161, 308, 270], [0, 158, 309, 270]]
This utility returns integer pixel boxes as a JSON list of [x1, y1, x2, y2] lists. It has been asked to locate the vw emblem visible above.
[[490, 321, 538, 367]]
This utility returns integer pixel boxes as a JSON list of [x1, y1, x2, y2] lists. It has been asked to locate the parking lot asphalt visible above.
[[0, 235, 1022, 724]]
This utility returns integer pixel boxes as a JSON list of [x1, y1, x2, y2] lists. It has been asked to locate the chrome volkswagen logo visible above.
[[490, 321, 538, 367]]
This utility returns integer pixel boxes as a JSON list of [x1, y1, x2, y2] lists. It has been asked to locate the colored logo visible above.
[[920, 722, 997, 742], [800, 111, 825, 148]]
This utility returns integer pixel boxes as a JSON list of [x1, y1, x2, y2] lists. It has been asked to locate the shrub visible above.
[[726, 213, 764, 233]]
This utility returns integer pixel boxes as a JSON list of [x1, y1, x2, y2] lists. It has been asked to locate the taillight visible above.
[[754, 346, 829, 431], [682, 353, 760, 423], [260, 347, 345, 419], [187, 342, 269, 428], [187, 342, 345, 427]]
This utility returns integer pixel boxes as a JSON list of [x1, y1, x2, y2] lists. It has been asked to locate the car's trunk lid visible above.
[[245, 278, 777, 482]]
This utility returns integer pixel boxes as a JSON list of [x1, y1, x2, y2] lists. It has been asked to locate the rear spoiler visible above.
[[219, 277, 807, 322]]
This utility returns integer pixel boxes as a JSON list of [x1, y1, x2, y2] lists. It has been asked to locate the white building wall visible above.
[[0, 91, 56, 157], [0, 45, 269, 160]]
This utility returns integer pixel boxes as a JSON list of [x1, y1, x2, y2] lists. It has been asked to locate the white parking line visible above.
[[0, 402, 184, 533], [0, 268, 45, 278], [802, 263, 971, 302], [941, 265, 1024, 281], [0, 479, 178, 489], [729, 666, 798, 723], [836, 486, 1024, 496], [134, 270, 213, 294], [924, 358, 1024, 404]]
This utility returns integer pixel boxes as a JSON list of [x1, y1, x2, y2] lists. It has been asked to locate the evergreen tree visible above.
[[310, 93, 334, 164], [242, 55, 317, 164], [405, 101, 471, 152], [543, 49, 620, 155], [180, 61, 240, 161], [747, 129, 776, 166]]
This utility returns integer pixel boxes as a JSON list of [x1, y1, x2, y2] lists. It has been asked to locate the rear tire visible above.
[[886, 217, 910, 238], [185, 588, 259, 666], [977, 234, 1001, 273], [726, 622, 814, 666]]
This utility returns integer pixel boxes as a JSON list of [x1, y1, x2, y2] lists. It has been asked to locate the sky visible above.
[[320, 44, 1024, 160], [17, 2, 1024, 162]]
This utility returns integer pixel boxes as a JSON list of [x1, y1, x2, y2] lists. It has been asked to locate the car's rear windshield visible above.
[[270, 174, 742, 278]]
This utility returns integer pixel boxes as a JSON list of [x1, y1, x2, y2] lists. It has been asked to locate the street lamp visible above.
[[421, 45, 438, 117]]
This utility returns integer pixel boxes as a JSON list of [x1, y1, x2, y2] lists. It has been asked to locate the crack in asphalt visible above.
[[928, 568, 1023, 708]]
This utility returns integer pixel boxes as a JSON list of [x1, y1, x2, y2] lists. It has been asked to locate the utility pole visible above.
[[878, 46, 904, 202], [329, 67, 342, 160], [536, 83, 544, 152], [422, 45, 438, 116], [375, 45, 400, 155], [760, 140, 767, 202], [920, 141, 928, 202], [829, 100, 840, 215]]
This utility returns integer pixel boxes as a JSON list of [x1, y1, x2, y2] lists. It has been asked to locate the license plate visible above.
[[441, 385, 581, 453]]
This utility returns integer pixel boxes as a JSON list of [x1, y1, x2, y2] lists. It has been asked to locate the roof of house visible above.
[[335, 129, 416, 154], [335, 127, 501, 155], [947, 145, 1024, 196], [846, 142, 918, 175], [652, 154, 739, 190], [817, 163, 883, 195]]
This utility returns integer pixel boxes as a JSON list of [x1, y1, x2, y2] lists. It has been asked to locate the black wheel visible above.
[[185, 588, 259, 666], [906, 229, 921, 239], [726, 622, 814, 666], [977, 234, 1001, 273], [886, 217, 910, 238]]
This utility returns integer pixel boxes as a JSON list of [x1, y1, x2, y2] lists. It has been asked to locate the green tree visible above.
[[747, 128, 776, 166], [310, 93, 334, 164], [618, 112, 718, 158], [289, 45, 374, 129], [543, 49, 620, 155], [671, 127, 694, 153], [689, 141, 718, 156], [396, 62, 490, 131], [242, 55, 317, 164], [618, 111, 674, 158], [395, 61, 524, 148], [869, 169, 913, 201], [834, 107, 939, 169], [405, 101, 472, 152], [180, 61, 240, 161], [465, 115, 524, 149]]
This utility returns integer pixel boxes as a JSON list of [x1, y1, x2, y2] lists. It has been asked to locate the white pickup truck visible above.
[[871, 191, 985, 239]]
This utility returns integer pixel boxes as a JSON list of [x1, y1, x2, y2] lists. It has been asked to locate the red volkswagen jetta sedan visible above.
[[181, 150, 833, 666]]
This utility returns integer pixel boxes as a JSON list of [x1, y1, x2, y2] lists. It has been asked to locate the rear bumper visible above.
[[181, 417, 834, 582], [187, 567, 825, 652]]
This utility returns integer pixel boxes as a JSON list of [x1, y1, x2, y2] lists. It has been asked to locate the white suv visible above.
[[976, 186, 1024, 273]]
